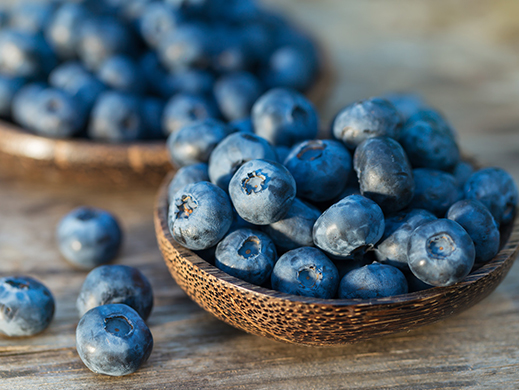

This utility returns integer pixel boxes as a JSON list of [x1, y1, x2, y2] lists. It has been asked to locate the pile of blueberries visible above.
[[0, 0, 320, 141], [167, 88, 518, 300], [0, 207, 154, 376]]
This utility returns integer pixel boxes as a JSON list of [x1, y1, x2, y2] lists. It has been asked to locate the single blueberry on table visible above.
[[167, 162, 209, 203], [97, 55, 145, 94], [56, 206, 123, 270], [381, 92, 426, 122], [215, 228, 277, 286], [0, 276, 55, 337], [76, 304, 153, 376], [332, 97, 403, 150], [208, 132, 277, 192], [338, 262, 408, 299], [353, 136, 415, 214], [229, 159, 296, 225], [167, 118, 231, 168], [408, 219, 475, 287], [0, 75, 25, 118], [77, 265, 153, 321], [252, 88, 319, 147], [271, 247, 339, 299], [405, 108, 457, 140], [284, 139, 352, 203], [375, 209, 437, 271], [464, 167, 518, 225], [313, 195, 385, 258], [447, 199, 500, 264], [452, 160, 475, 188], [162, 93, 219, 136], [168, 181, 233, 250]]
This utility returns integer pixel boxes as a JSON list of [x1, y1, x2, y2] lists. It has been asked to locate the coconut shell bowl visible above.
[[154, 171, 519, 346]]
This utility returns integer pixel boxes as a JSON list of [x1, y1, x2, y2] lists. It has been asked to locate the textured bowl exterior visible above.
[[155, 172, 519, 346]]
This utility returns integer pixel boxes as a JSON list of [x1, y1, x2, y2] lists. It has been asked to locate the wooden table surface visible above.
[[2, 1, 519, 389]]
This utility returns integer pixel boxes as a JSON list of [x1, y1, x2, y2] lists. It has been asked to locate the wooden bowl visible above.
[[154, 171, 519, 346]]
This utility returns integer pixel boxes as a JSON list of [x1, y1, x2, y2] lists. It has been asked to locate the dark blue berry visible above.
[[214, 71, 263, 121], [405, 108, 457, 140], [139, 2, 183, 48], [162, 93, 219, 135], [452, 160, 475, 188], [381, 92, 426, 122], [97, 55, 145, 94], [141, 97, 166, 140]]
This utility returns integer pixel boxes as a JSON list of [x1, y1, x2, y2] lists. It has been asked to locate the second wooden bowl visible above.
[[155, 172, 519, 346]]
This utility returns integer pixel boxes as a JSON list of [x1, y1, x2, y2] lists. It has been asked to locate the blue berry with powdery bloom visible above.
[[405, 108, 457, 140], [447, 199, 500, 264], [168, 163, 209, 203], [0, 75, 25, 118], [208, 132, 277, 192], [409, 168, 461, 216], [262, 198, 321, 253], [167, 118, 231, 168], [271, 247, 339, 299], [97, 55, 145, 94], [252, 88, 318, 147], [375, 209, 437, 271], [169, 181, 233, 250], [338, 262, 408, 299], [284, 139, 352, 203], [408, 219, 475, 287], [77, 265, 153, 321], [354, 136, 415, 214], [313, 195, 385, 258], [57, 206, 123, 270], [215, 228, 277, 286], [76, 304, 153, 377], [0, 276, 55, 337], [162, 93, 219, 135], [464, 167, 518, 225], [229, 159, 296, 225], [332, 97, 403, 150]]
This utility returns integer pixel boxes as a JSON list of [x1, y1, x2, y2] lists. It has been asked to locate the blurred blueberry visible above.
[[0, 75, 25, 118], [0, 10, 8, 29], [408, 219, 475, 287], [76, 304, 153, 376], [215, 228, 277, 285], [375, 209, 437, 270], [141, 97, 165, 140], [409, 168, 461, 217], [240, 22, 275, 64], [56, 206, 123, 270], [77, 265, 153, 320], [139, 2, 183, 48], [212, 27, 253, 73], [0, 276, 55, 337], [452, 161, 474, 188], [9, 1, 56, 34], [447, 199, 500, 264], [332, 97, 403, 150], [381, 92, 426, 122], [263, 198, 321, 252], [162, 93, 219, 135], [271, 247, 339, 299], [88, 91, 145, 142], [228, 117, 254, 134], [405, 108, 457, 140], [313, 195, 385, 258], [46, 3, 90, 59], [171, 68, 215, 96], [11, 82, 45, 130], [208, 132, 277, 191], [139, 51, 177, 98], [214, 71, 262, 122], [167, 118, 230, 167], [168, 181, 233, 250], [252, 88, 318, 147], [354, 136, 414, 214], [284, 139, 352, 203], [165, 0, 213, 18], [229, 159, 296, 225], [168, 163, 209, 203], [464, 167, 518, 225], [97, 55, 145, 94]]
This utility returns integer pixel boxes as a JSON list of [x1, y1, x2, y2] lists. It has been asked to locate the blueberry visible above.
[[77, 265, 153, 321], [271, 247, 339, 299], [447, 200, 500, 264], [169, 68, 215, 96], [354, 137, 415, 214], [162, 93, 219, 135], [97, 55, 145, 94], [215, 228, 277, 285], [11, 83, 45, 130], [332, 97, 403, 150], [56, 206, 123, 270], [139, 51, 177, 98], [76, 304, 153, 376], [229, 159, 296, 225], [0, 75, 25, 118], [88, 91, 145, 142], [228, 117, 254, 134], [211, 26, 253, 74], [381, 92, 426, 122], [405, 108, 457, 140], [399, 120, 460, 171], [375, 209, 437, 270], [405, 270, 434, 293], [408, 219, 475, 286], [252, 88, 319, 147], [284, 139, 353, 203], [262, 198, 321, 252], [464, 167, 518, 225], [169, 181, 233, 250], [139, 2, 183, 48], [0, 276, 55, 337], [9, 1, 56, 34], [214, 72, 263, 122], [208, 132, 277, 192], [165, 0, 213, 18], [141, 97, 165, 140], [313, 195, 385, 258], [167, 118, 231, 168], [167, 162, 209, 203], [409, 168, 461, 216], [452, 161, 474, 188]]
